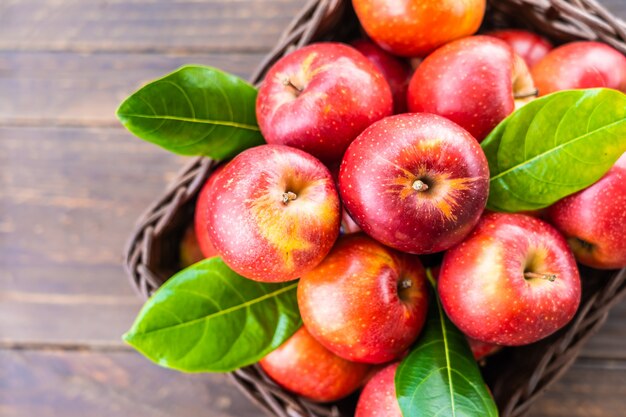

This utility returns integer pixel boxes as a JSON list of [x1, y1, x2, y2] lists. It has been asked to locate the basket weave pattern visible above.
[[123, 1, 626, 416]]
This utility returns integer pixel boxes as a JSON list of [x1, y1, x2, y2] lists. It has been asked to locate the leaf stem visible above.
[[282, 78, 303, 96], [514, 88, 539, 99], [412, 180, 430, 192], [282, 191, 297, 204], [524, 271, 557, 282], [425, 268, 437, 288]]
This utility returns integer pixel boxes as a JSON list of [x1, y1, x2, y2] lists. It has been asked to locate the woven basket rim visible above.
[[123, 1, 626, 416]]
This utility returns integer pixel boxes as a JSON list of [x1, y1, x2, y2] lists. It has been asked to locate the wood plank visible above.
[[1, 349, 625, 417], [602, 0, 626, 16], [0, 0, 304, 54], [0, 51, 263, 126], [0, 126, 179, 344], [0, 126, 184, 270], [0, 349, 261, 417], [528, 359, 626, 417], [0, 300, 140, 347], [580, 299, 626, 360]]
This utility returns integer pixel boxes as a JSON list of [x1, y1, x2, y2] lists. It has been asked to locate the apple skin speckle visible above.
[[351, 39, 413, 114], [487, 29, 553, 68], [352, 0, 485, 57], [355, 362, 402, 417], [256, 42, 393, 164], [339, 113, 490, 255], [298, 234, 428, 364], [531, 41, 626, 96], [206, 144, 340, 282], [408, 36, 534, 142], [439, 212, 582, 346], [259, 327, 371, 403], [547, 153, 626, 269], [194, 164, 227, 259]]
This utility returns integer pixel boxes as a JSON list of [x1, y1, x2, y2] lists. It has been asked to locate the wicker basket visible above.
[[123, 1, 626, 416]]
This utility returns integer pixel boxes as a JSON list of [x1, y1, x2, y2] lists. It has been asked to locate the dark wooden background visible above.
[[1, 1, 625, 416]]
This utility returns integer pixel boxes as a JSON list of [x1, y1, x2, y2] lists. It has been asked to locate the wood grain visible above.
[[0, 51, 263, 126], [0, 350, 261, 417], [602, 0, 626, 15], [0, 0, 304, 54], [528, 359, 626, 417], [581, 300, 626, 360], [0, 126, 184, 271], [0, 125, 184, 345]]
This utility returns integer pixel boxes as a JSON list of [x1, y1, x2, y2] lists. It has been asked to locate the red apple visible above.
[[488, 29, 553, 68], [328, 165, 362, 235], [439, 212, 581, 346], [256, 42, 393, 164], [207, 144, 340, 282], [547, 153, 626, 269], [339, 113, 490, 254], [429, 266, 502, 361], [532, 41, 626, 96], [259, 327, 370, 402], [355, 363, 402, 417], [467, 337, 502, 361], [407, 35, 536, 142], [298, 234, 428, 364], [179, 224, 205, 268], [351, 39, 412, 113], [194, 165, 226, 259], [340, 209, 361, 235], [352, 0, 485, 57]]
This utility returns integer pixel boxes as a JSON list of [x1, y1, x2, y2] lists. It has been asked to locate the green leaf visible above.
[[123, 257, 301, 373], [396, 283, 498, 417], [117, 65, 264, 159], [482, 88, 626, 212]]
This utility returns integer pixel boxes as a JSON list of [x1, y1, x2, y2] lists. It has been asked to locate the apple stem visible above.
[[398, 279, 413, 290], [282, 191, 297, 204], [282, 78, 302, 95], [412, 180, 429, 192], [524, 271, 557, 282], [514, 89, 539, 100]]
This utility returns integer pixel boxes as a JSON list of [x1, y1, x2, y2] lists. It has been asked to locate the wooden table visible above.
[[1, 1, 625, 416]]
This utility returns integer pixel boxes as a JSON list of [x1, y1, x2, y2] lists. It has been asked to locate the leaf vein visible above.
[[129, 283, 297, 337], [117, 113, 260, 131], [490, 118, 625, 182]]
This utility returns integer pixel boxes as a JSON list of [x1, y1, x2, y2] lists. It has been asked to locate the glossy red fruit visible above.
[[339, 113, 490, 254], [179, 224, 206, 268], [259, 327, 370, 402], [429, 266, 503, 361], [355, 363, 402, 417], [256, 42, 393, 164], [439, 213, 581, 346], [340, 209, 361, 234], [488, 29, 553, 68], [547, 153, 626, 269], [207, 144, 340, 282], [329, 165, 362, 235], [467, 337, 502, 361], [298, 234, 428, 364], [352, 0, 486, 57], [194, 165, 226, 259], [408, 36, 536, 142], [532, 41, 626, 95], [352, 39, 412, 113]]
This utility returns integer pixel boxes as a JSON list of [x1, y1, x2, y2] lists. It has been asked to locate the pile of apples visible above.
[[183, 0, 626, 414]]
